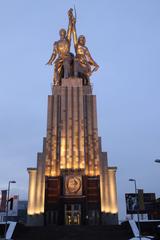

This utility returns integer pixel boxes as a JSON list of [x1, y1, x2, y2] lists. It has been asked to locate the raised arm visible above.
[[67, 8, 77, 48], [66, 9, 73, 43], [72, 18, 78, 49], [46, 42, 57, 65]]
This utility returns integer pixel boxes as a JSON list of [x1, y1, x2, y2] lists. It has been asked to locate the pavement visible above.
[[12, 224, 133, 240]]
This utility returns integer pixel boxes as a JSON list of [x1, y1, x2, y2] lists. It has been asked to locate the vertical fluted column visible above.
[[88, 96, 94, 175], [100, 151, 106, 212], [40, 161, 45, 213], [79, 87, 85, 169], [104, 167, 111, 212], [92, 96, 100, 175], [35, 157, 41, 214], [67, 87, 72, 168], [27, 168, 37, 215], [83, 94, 100, 176], [45, 96, 52, 176], [52, 95, 58, 176], [35, 154, 45, 214], [60, 87, 67, 169], [73, 87, 78, 168], [108, 167, 118, 214]]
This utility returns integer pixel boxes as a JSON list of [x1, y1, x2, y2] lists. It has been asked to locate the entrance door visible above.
[[65, 204, 81, 225]]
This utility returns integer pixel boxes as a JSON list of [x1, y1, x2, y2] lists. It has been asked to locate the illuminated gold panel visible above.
[[108, 168, 118, 214], [45, 78, 100, 176], [27, 168, 37, 215]]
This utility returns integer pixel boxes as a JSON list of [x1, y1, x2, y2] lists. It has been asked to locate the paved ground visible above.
[[12, 225, 133, 240]]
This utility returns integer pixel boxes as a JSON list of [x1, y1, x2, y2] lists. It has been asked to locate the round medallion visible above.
[[67, 176, 81, 194]]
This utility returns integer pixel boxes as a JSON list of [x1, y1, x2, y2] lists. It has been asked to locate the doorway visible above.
[[65, 204, 81, 225]]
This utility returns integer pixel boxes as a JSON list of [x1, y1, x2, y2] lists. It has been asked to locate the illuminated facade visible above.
[[27, 9, 118, 225]]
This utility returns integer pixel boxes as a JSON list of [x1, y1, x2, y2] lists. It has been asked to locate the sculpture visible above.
[[71, 13, 99, 84], [47, 8, 99, 85], [46, 9, 73, 85]]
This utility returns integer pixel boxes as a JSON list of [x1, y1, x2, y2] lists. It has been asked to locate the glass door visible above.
[[65, 204, 81, 225]]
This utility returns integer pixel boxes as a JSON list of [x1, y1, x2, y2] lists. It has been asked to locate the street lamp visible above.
[[4, 180, 16, 240], [129, 179, 137, 193], [129, 178, 142, 240], [155, 159, 160, 163]]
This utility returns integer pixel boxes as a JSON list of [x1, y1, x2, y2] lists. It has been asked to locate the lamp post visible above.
[[4, 180, 16, 240], [155, 159, 160, 163], [129, 178, 142, 240]]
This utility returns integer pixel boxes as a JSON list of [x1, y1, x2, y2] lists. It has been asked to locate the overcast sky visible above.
[[0, 0, 160, 220]]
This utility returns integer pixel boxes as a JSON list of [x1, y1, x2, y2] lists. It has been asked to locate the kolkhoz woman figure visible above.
[[70, 11, 99, 84]]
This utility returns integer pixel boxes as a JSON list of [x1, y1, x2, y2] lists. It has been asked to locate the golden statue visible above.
[[46, 9, 73, 85], [47, 8, 99, 85]]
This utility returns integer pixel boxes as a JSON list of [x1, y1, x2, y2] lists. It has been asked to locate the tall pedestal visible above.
[[27, 78, 118, 225]]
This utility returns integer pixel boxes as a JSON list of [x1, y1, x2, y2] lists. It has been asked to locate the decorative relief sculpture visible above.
[[65, 176, 82, 195]]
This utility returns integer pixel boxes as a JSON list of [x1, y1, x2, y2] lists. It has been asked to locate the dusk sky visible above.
[[0, 0, 160, 220]]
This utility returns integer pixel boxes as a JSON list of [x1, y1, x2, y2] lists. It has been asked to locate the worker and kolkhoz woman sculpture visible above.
[[47, 8, 99, 86]]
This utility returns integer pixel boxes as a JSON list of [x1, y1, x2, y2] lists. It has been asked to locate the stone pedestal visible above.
[[27, 78, 118, 225]]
